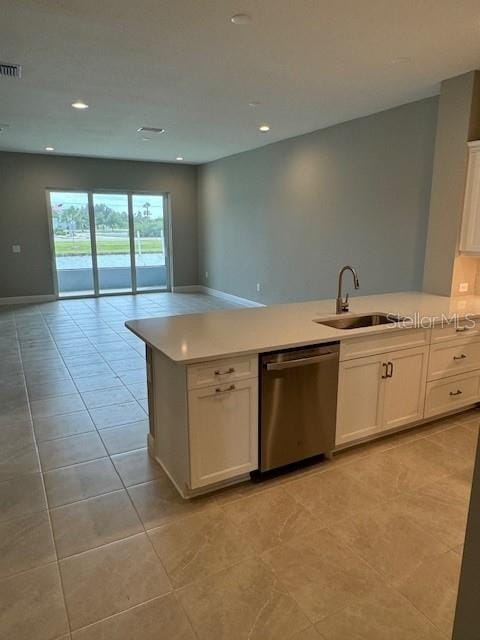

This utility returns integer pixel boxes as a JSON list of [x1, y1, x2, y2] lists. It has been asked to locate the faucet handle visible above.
[[343, 292, 349, 310]]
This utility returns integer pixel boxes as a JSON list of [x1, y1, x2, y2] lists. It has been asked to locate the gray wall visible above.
[[198, 98, 438, 304], [423, 71, 480, 296], [0, 152, 198, 298]]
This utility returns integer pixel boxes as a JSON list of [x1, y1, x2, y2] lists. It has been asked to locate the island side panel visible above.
[[148, 346, 190, 495]]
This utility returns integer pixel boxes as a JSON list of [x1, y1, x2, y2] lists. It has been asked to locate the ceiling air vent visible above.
[[0, 62, 22, 78], [137, 126, 165, 134]]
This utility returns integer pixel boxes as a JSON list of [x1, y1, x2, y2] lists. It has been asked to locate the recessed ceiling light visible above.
[[45, 146, 55, 151], [258, 124, 270, 132], [176, 156, 184, 161], [230, 13, 252, 24], [248, 101, 260, 107], [137, 126, 165, 134], [391, 56, 412, 64], [71, 101, 89, 109]]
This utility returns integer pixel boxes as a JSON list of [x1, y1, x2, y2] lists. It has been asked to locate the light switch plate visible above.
[[12, 245, 21, 253], [459, 282, 469, 293]]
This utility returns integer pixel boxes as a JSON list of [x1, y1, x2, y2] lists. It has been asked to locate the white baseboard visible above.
[[172, 285, 264, 308], [171, 285, 203, 293], [0, 294, 56, 306], [201, 286, 265, 307]]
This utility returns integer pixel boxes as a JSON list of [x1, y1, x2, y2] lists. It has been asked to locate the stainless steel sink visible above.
[[314, 313, 404, 330]]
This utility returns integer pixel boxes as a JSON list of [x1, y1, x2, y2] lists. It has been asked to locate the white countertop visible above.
[[125, 291, 480, 364]]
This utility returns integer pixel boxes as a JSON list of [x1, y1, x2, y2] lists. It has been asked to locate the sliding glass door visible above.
[[132, 194, 167, 291], [49, 191, 95, 296], [93, 193, 132, 294], [48, 190, 170, 298]]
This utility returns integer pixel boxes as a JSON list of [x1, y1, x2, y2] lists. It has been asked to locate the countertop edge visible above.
[[125, 292, 480, 365]]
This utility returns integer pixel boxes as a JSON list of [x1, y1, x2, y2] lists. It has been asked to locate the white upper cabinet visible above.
[[460, 141, 480, 253]]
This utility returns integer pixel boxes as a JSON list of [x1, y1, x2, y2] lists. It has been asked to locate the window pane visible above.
[[92, 193, 132, 293], [49, 191, 94, 296], [132, 194, 167, 290]]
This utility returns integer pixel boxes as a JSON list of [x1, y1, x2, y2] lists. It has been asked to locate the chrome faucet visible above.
[[336, 265, 360, 313]]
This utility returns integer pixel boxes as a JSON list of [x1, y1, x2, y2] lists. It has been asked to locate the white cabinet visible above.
[[150, 351, 258, 497], [460, 141, 480, 253], [336, 354, 385, 444], [431, 320, 480, 343], [425, 371, 480, 418], [382, 347, 428, 430], [336, 346, 428, 445], [428, 338, 480, 380], [187, 356, 258, 389], [340, 328, 429, 361], [188, 378, 258, 489]]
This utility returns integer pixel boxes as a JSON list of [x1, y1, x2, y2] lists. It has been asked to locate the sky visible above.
[[49, 191, 164, 217]]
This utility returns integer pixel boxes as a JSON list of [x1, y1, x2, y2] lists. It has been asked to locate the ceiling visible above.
[[1, 0, 480, 164]]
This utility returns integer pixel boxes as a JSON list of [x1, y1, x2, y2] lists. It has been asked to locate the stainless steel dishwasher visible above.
[[259, 343, 339, 472]]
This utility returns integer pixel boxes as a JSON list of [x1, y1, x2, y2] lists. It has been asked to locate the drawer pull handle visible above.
[[456, 327, 469, 332], [214, 367, 235, 376], [449, 389, 463, 396], [381, 362, 394, 379], [453, 354, 467, 360], [215, 384, 236, 394]]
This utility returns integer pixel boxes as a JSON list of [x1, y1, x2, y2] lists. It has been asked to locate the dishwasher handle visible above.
[[265, 351, 338, 371]]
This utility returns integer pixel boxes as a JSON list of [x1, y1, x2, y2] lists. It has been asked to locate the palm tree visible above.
[[143, 202, 151, 219]]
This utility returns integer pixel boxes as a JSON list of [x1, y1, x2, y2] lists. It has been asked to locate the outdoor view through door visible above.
[[48, 190, 169, 297]]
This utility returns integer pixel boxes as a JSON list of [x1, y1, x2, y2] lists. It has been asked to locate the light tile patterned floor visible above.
[[0, 292, 477, 639]]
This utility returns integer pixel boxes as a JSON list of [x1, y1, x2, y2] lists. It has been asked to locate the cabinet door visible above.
[[382, 346, 428, 431], [460, 143, 480, 253], [336, 354, 385, 445], [188, 379, 258, 489]]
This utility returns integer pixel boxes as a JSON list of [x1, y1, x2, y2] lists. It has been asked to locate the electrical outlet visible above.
[[256, 283, 261, 292], [205, 271, 209, 280], [459, 282, 469, 293], [12, 245, 21, 253]]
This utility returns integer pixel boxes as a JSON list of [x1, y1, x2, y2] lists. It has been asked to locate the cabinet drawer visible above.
[[427, 339, 480, 381], [424, 372, 480, 418], [187, 356, 258, 389], [431, 319, 480, 343], [340, 328, 429, 361]]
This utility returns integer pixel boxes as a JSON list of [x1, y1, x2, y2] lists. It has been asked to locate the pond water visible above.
[[56, 253, 165, 269]]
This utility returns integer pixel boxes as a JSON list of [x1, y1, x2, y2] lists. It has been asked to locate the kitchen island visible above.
[[126, 291, 480, 497]]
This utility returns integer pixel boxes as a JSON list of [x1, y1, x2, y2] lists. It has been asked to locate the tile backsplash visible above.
[[451, 255, 480, 296]]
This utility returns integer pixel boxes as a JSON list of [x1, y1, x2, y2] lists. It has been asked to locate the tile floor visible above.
[[0, 292, 478, 639]]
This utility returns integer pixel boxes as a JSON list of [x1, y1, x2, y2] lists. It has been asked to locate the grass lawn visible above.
[[54, 237, 163, 255]]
